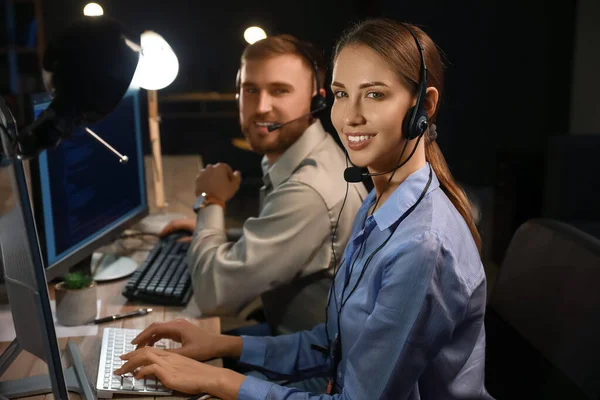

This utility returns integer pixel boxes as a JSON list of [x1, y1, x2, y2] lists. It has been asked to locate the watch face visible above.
[[193, 195, 205, 212]]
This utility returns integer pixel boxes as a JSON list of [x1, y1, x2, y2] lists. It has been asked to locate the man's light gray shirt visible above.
[[188, 120, 367, 333]]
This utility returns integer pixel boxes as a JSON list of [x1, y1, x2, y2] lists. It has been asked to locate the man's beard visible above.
[[242, 119, 308, 155]]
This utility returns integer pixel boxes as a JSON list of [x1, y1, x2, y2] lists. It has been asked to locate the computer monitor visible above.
[[0, 97, 94, 398], [30, 89, 149, 282]]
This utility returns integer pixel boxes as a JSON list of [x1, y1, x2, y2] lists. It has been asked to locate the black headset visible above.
[[235, 37, 327, 113], [401, 26, 428, 140]]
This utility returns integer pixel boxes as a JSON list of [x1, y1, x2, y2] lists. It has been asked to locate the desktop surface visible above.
[[0, 244, 221, 400]]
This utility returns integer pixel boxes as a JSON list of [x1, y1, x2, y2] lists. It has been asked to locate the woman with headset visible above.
[[114, 18, 494, 400]]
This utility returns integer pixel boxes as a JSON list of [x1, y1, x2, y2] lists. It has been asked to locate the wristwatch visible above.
[[193, 192, 225, 213]]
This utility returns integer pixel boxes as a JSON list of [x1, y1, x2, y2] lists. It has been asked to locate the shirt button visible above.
[[338, 371, 342, 377]]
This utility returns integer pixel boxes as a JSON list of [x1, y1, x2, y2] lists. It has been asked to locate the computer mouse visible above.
[[162, 229, 193, 242]]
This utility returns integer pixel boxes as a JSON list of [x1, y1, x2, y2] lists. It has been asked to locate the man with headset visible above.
[[161, 34, 367, 335]]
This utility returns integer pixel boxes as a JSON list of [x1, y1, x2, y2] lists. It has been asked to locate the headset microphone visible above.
[[344, 163, 408, 183], [343, 166, 364, 183], [267, 103, 327, 132]]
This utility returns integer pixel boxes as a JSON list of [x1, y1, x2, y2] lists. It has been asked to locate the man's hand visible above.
[[195, 163, 241, 202], [160, 219, 196, 236]]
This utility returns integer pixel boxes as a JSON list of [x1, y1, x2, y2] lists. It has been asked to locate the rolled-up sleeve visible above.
[[188, 181, 331, 316]]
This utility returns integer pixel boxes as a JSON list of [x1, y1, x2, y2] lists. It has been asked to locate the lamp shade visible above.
[[17, 16, 140, 158], [131, 31, 179, 91], [42, 16, 140, 124]]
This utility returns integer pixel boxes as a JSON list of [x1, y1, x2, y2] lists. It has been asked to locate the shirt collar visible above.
[[261, 120, 328, 188], [370, 162, 440, 231]]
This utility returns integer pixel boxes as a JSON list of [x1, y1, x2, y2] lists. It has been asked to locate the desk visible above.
[[0, 262, 222, 400]]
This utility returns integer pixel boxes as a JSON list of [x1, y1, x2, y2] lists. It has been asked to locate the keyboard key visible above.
[[121, 376, 134, 390], [112, 377, 122, 388], [145, 378, 157, 391], [134, 378, 145, 390]]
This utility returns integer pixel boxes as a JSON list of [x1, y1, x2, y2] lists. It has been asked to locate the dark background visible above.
[[3, 0, 599, 264], [2, 2, 600, 397]]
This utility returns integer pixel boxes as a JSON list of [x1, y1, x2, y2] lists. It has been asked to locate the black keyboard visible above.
[[122, 238, 192, 306]]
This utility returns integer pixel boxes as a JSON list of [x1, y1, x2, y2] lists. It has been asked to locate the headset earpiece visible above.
[[402, 106, 416, 140], [311, 93, 327, 113], [402, 104, 428, 140]]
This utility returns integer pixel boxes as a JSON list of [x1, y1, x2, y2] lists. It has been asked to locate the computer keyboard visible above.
[[122, 238, 192, 306], [96, 327, 180, 398]]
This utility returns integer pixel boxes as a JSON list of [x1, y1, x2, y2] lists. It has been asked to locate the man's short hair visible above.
[[240, 34, 326, 90]]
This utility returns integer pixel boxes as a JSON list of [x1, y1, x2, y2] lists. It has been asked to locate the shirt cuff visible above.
[[240, 336, 267, 367], [196, 203, 225, 231], [238, 375, 274, 400]]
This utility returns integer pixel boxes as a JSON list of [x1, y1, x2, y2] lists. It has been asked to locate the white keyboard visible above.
[[96, 327, 181, 398]]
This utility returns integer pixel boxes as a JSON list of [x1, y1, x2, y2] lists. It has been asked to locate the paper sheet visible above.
[[0, 299, 101, 342]]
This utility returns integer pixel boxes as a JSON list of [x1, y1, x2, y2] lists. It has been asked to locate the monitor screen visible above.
[[30, 89, 148, 278]]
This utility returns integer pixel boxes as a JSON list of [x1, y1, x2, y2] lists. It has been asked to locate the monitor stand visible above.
[[88, 212, 188, 282], [0, 339, 94, 399], [91, 252, 137, 282], [69, 252, 137, 283]]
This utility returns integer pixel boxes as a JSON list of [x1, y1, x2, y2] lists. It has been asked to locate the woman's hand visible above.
[[114, 347, 244, 399], [131, 319, 243, 361]]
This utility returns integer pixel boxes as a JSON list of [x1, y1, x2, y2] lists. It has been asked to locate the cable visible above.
[[325, 156, 350, 347], [325, 133, 412, 352], [327, 158, 432, 392]]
